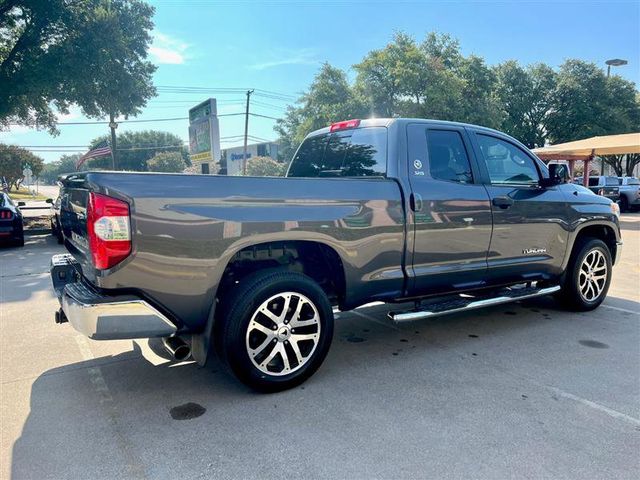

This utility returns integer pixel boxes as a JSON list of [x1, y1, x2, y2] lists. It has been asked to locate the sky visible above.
[[1, 0, 639, 163]]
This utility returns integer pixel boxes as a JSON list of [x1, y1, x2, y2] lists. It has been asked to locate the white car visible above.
[[617, 176, 640, 212]]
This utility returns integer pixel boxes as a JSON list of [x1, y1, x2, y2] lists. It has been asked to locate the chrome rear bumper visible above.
[[51, 254, 176, 340]]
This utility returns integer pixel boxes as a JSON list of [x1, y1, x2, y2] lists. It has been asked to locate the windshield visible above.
[[287, 127, 387, 178], [605, 176, 618, 186]]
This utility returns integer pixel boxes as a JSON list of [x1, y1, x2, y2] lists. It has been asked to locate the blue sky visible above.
[[2, 0, 639, 163]]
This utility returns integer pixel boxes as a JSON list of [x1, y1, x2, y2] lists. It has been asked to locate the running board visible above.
[[388, 285, 561, 322]]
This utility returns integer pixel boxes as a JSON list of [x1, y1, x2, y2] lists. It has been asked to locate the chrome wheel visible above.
[[245, 292, 321, 376], [578, 249, 608, 302]]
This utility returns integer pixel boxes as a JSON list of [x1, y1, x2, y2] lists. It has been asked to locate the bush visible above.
[[146, 151, 187, 172], [245, 156, 287, 177]]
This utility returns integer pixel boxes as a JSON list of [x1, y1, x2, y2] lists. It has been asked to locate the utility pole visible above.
[[109, 113, 118, 170], [242, 89, 254, 175]]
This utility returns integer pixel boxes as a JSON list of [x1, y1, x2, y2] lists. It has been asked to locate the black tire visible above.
[[14, 234, 24, 247], [620, 196, 629, 213], [216, 269, 334, 392], [558, 238, 612, 311]]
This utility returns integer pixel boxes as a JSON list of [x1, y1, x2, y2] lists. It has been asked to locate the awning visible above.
[[533, 132, 640, 160]]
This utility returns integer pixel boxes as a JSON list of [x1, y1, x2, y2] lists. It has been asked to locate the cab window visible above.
[[426, 130, 473, 183], [476, 134, 539, 185]]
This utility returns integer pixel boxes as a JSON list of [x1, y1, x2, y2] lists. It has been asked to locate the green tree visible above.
[[547, 60, 640, 143], [245, 156, 287, 177], [0, 144, 44, 189], [0, 0, 156, 133], [275, 63, 366, 161], [86, 130, 189, 171], [494, 61, 557, 148], [39, 153, 83, 184], [146, 151, 187, 172]]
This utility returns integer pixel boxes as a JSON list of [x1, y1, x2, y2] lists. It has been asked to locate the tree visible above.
[[86, 130, 189, 171], [39, 154, 83, 184], [494, 61, 557, 148], [602, 153, 640, 177], [0, 0, 156, 133], [0, 144, 44, 189], [275, 63, 366, 162], [147, 151, 187, 172], [245, 156, 287, 177], [546, 60, 640, 143]]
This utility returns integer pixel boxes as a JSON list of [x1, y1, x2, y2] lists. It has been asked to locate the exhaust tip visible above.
[[162, 336, 191, 361]]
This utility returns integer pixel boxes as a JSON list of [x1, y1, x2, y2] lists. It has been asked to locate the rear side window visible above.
[[287, 127, 387, 178], [426, 130, 473, 183], [476, 134, 539, 185], [588, 178, 599, 187]]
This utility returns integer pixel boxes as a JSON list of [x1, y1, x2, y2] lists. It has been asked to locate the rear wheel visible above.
[[217, 270, 334, 392], [558, 238, 611, 311]]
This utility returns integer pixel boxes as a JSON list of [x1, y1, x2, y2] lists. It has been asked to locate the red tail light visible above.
[[0, 210, 13, 220], [330, 119, 360, 132], [87, 192, 131, 270]]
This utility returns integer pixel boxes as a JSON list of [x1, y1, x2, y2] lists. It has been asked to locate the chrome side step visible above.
[[389, 285, 561, 322]]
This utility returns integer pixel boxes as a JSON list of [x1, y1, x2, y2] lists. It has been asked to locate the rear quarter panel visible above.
[[81, 173, 405, 331]]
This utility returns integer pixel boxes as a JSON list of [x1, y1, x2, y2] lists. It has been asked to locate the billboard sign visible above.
[[188, 98, 220, 172]]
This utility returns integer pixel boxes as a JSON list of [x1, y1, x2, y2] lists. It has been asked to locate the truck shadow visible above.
[[10, 295, 639, 478]]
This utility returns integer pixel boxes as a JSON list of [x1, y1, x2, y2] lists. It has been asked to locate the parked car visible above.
[[577, 176, 620, 203], [50, 118, 622, 392], [617, 176, 640, 212], [0, 192, 25, 247], [49, 196, 63, 243]]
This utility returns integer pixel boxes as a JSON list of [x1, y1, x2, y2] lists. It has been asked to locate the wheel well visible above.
[[218, 241, 346, 306], [573, 225, 618, 261]]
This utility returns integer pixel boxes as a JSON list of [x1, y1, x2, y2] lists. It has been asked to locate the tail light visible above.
[[598, 189, 605, 196], [87, 192, 131, 270], [0, 210, 13, 220]]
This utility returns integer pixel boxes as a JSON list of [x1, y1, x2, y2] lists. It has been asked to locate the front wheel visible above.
[[558, 238, 612, 311], [217, 270, 334, 392]]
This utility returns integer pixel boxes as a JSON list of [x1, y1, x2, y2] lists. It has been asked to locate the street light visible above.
[[605, 58, 628, 77]]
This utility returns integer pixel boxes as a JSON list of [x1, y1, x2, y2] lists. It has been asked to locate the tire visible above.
[[558, 238, 612, 311], [216, 269, 334, 392], [620, 196, 629, 213], [14, 234, 24, 248]]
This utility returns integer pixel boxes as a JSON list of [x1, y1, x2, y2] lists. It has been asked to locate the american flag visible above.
[[76, 140, 112, 169]]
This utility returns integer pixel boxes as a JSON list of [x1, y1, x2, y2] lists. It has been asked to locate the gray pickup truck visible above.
[[51, 118, 622, 391]]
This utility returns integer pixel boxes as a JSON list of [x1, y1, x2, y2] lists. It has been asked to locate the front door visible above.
[[406, 124, 493, 296], [469, 131, 569, 283]]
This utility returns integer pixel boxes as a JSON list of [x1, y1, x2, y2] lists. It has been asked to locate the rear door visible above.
[[406, 124, 493, 295], [469, 130, 569, 282]]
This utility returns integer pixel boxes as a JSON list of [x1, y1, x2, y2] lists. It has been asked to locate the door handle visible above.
[[492, 196, 514, 209], [410, 193, 423, 212]]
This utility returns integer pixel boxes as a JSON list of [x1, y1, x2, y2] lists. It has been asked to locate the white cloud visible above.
[[149, 31, 190, 65], [249, 48, 318, 70]]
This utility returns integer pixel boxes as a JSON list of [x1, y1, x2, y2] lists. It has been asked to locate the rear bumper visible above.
[[50, 254, 176, 340]]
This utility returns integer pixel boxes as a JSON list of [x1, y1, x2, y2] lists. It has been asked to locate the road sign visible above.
[[188, 99, 220, 174]]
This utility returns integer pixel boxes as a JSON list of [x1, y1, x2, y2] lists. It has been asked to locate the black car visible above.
[[0, 192, 25, 247]]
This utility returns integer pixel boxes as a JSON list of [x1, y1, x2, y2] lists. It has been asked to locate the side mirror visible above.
[[46, 198, 54, 204], [541, 164, 570, 187], [17, 201, 26, 207]]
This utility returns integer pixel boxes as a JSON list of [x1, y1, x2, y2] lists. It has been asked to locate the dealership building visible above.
[[221, 142, 280, 175]]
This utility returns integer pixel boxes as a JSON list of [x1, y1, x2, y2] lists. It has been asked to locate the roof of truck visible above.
[[306, 117, 507, 138]]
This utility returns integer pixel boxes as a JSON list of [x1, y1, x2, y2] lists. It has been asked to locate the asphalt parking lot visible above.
[[1, 214, 639, 479]]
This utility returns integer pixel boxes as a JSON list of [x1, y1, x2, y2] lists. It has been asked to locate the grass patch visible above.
[[7, 187, 48, 201]]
